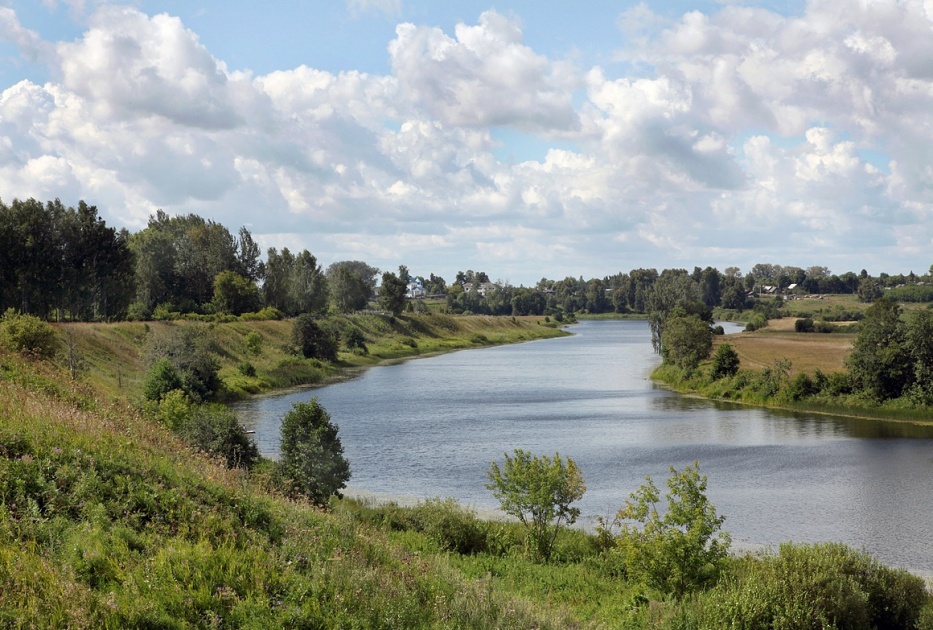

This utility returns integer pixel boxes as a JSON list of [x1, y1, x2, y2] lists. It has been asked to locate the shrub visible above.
[[343, 328, 368, 355], [278, 399, 351, 505], [709, 343, 740, 380], [610, 462, 730, 598], [409, 498, 488, 555], [180, 405, 259, 469], [143, 358, 183, 402], [291, 314, 339, 362], [0, 309, 59, 359], [786, 372, 817, 401], [238, 362, 257, 377], [795, 317, 815, 333], [244, 331, 263, 355], [146, 327, 222, 403], [486, 449, 586, 563], [125, 301, 151, 322], [700, 543, 929, 629]]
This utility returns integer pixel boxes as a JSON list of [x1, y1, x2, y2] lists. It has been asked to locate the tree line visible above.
[[3, 196, 932, 322]]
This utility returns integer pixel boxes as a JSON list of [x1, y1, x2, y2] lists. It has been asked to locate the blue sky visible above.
[[0, 0, 930, 284]]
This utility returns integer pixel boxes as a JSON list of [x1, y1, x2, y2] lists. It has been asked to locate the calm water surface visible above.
[[232, 320, 933, 573]]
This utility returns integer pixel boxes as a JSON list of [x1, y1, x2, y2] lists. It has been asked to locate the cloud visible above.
[[0, 2, 932, 281], [389, 11, 580, 132]]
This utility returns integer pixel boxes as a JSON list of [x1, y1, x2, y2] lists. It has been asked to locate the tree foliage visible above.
[[278, 399, 351, 505], [146, 327, 221, 403], [485, 449, 586, 563], [380, 266, 409, 316], [212, 271, 261, 315], [846, 298, 910, 401], [291, 314, 340, 362], [610, 462, 730, 598], [709, 343, 740, 380], [660, 309, 713, 371]]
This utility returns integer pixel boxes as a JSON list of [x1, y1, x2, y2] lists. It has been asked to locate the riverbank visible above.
[[54, 312, 570, 402], [652, 317, 933, 426]]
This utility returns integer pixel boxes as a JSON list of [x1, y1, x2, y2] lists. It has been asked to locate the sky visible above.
[[1, 0, 932, 286]]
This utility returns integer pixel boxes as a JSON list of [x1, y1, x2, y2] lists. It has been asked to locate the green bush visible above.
[[143, 358, 183, 402], [709, 343, 740, 380], [146, 328, 221, 403], [699, 543, 929, 629], [795, 317, 815, 332], [0, 309, 59, 359], [180, 405, 259, 469], [610, 462, 730, 598], [291, 314, 339, 362], [409, 498, 488, 554], [238, 362, 257, 377], [343, 328, 368, 355], [244, 331, 263, 355], [278, 399, 350, 505]]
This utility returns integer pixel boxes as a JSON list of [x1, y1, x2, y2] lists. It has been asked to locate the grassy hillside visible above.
[[3, 313, 932, 627], [56, 313, 568, 402]]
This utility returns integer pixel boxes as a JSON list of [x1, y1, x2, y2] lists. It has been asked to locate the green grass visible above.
[[54, 313, 568, 402], [4, 315, 932, 627]]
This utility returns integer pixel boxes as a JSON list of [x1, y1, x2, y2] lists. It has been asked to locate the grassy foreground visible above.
[[3, 313, 933, 627]]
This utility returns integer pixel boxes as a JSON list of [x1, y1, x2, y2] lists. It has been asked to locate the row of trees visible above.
[[0, 198, 134, 320], [5, 196, 933, 322]]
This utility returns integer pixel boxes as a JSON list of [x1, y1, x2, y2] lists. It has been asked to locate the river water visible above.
[[232, 320, 933, 573]]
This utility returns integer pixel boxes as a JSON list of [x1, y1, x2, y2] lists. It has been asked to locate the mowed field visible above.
[[715, 317, 854, 375]]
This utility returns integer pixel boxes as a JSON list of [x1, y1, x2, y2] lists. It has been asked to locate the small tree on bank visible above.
[[486, 449, 586, 563], [278, 399, 351, 506], [610, 462, 730, 598]]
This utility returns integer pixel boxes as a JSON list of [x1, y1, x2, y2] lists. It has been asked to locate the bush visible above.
[[238, 362, 257, 377], [795, 317, 815, 332], [143, 358, 183, 402], [180, 405, 259, 469], [291, 314, 339, 362], [409, 498, 488, 555], [700, 543, 929, 629], [278, 399, 351, 505], [126, 301, 151, 321], [486, 449, 586, 563], [709, 343, 740, 380], [343, 328, 368, 355], [609, 462, 730, 598], [0, 309, 59, 359], [244, 331, 263, 355], [146, 327, 222, 403]]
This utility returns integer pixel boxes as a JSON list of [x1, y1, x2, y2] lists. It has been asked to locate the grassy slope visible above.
[[56, 313, 568, 401], [0, 352, 585, 628], [0, 314, 597, 627]]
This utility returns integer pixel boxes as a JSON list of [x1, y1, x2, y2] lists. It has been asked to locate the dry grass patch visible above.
[[717, 318, 852, 375]]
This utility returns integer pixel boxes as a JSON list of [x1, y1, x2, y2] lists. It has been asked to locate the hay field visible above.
[[716, 317, 853, 374]]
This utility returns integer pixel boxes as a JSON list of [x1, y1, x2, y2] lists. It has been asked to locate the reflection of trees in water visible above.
[[649, 393, 933, 440]]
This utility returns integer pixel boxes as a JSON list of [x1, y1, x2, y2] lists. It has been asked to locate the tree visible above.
[[291, 313, 340, 362], [660, 309, 713, 371], [380, 266, 408, 316], [146, 327, 221, 403], [486, 449, 586, 563], [610, 462, 730, 598], [845, 297, 911, 401], [278, 399, 351, 505], [212, 271, 260, 315], [327, 263, 372, 313], [905, 309, 933, 404], [857, 277, 883, 303], [709, 342, 740, 380], [646, 270, 700, 354]]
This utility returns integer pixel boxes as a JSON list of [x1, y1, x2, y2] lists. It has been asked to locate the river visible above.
[[232, 319, 933, 574]]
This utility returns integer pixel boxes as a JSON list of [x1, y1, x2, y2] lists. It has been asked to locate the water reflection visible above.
[[234, 319, 933, 573]]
